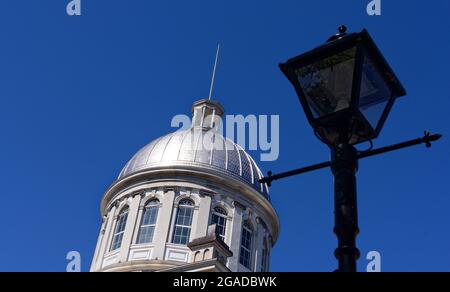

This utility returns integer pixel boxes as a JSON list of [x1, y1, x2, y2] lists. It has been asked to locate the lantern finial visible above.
[[327, 25, 348, 42]]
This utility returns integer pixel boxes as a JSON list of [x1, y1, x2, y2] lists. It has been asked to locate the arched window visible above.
[[172, 199, 195, 245], [239, 221, 253, 269], [110, 207, 129, 251], [210, 207, 227, 242], [137, 199, 160, 244]]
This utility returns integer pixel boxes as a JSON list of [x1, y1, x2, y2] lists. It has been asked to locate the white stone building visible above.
[[90, 99, 280, 272]]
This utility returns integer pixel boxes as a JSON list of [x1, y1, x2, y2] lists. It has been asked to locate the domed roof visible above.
[[118, 99, 270, 200], [118, 127, 270, 199]]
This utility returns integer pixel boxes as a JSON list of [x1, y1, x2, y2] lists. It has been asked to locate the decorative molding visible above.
[[199, 189, 216, 197], [232, 200, 246, 211], [247, 208, 254, 218], [257, 217, 268, 230], [133, 191, 145, 198], [173, 191, 200, 207], [163, 186, 177, 192]]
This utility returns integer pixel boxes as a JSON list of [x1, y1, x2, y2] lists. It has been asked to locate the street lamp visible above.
[[279, 25, 406, 146], [261, 26, 442, 272]]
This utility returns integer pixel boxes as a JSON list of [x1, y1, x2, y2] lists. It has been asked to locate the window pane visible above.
[[359, 53, 392, 129], [137, 226, 155, 244], [211, 207, 227, 241], [172, 200, 194, 245], [296, 48, 357, 118], [110, 209, 128, 251], [179, 199, 194, 206], [261, 241, 268, 272], [111, 233, 124, 251], [239, 224, 253, 269], [213, 207, 227, 215], [172, 227, 191, 245], [137, 201, 159, 244]]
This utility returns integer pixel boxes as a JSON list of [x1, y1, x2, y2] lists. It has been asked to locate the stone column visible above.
[[152, 189, 176, 260], [90, 217, 106, 271], [254, 217, 265, 272], [93, 205, 116, 271], [119, 194, 142, 263], [191, 192, 212, 240], [227, 201, 245, 271]]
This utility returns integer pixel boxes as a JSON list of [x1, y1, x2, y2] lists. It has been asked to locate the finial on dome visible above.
[[192, 99, 224, 130], [208, 44, 221, 101], [190, 44, 224, 130]]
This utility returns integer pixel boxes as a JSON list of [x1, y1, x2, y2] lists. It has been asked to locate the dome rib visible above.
[[144, 135, 164, 165], [175, 129, 190, 161]]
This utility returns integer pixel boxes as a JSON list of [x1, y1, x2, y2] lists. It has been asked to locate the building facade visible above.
[[90, 99, 280, 272]]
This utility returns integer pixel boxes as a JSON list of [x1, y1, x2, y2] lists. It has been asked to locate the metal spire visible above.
[[208, 44, 221, 101]]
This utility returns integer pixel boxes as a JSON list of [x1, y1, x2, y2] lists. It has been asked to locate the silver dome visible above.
[[118, 127, 270, 200]]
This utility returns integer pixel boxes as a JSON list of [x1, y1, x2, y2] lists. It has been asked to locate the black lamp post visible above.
[[260, 26, 442, 272]]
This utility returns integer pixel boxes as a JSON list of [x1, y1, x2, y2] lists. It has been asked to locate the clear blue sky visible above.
[[0, 1, 449, 272]]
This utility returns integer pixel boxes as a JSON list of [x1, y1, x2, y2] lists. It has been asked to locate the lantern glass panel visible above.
[[359, 52, 392, 129], [295, 47, 356, 119]]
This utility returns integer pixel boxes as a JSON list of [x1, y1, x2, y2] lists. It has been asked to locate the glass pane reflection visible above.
[[296, 48, 356, 118]]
